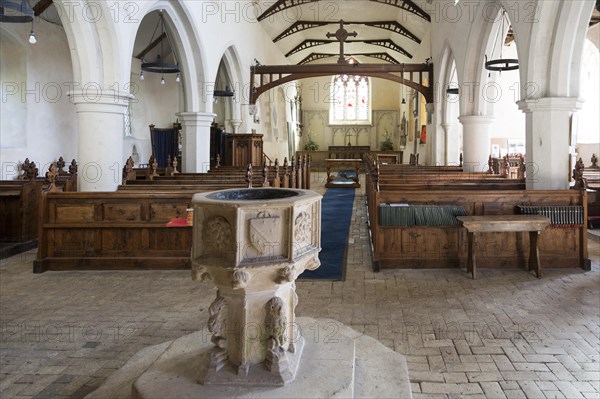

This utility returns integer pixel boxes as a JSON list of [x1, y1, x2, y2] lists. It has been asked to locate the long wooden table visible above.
[[456, 215, 551, 279], [326, 159, 361, 188]]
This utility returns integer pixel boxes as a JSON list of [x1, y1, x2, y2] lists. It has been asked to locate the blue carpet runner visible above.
[[299, 188, 355, 280]]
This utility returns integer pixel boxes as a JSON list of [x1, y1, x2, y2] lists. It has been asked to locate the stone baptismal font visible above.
[[86, 187, 412, 399], [190, 188, 322, 386]]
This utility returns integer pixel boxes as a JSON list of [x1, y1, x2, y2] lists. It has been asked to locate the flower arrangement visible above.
[[380, 130, 394, 151], [304, 132, 319, 151]]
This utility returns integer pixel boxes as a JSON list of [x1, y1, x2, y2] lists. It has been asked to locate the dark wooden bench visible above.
[[365, 173, 589, 272], [34, 192, 194, 273], [588, 190, 600, 229], [0, 179, 41, 243], [0, 179, 42, 258]]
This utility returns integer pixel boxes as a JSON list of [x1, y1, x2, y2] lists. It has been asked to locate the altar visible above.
[[325, 159, 361, 188]]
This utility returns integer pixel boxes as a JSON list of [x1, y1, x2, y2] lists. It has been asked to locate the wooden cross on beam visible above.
[[326, 20, 358, 64]]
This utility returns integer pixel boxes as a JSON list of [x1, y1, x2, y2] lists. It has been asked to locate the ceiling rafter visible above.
[[257, 0, 319, 22], [361, 53, 401, 64], [363, 21, 420, 44], [33, 0, 53, 16], [369, 0, 431, 22], [273, 21, 330, 42], [298, 53, 401, 65], [258, 0, 430, 23], [273, 20, 421, 44], [287, 38, 413, 59], [286, 39, 332, 57], [349, 39, 412, 58], [135, 32, 166, 60], [298, 53, 333, 65]]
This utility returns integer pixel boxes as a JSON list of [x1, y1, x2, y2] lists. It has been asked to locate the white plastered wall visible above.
[[0, 19, 77, 180]]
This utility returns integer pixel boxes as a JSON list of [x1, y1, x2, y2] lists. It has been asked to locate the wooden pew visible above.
[[588, 190, 600, 229], [365, 185, 589, 272], [123, 156, 311, 190], [0, 179, 41, 244], [0, 156, 76, 258], [34, 192, 194, 273], [35, 158, 78, 192], [364, 155, 525, 190]]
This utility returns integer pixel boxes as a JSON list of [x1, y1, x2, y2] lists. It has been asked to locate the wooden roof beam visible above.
[[297, 52, 402, 65], [257, 0, 319, 22], [369, 0, 431, 22], [259, 0, 430, 23], [135, 32, 166, 60], [33, 0, 53, 16], [273, 20, 420, 44]]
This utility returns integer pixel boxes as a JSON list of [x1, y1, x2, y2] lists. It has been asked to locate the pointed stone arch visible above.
[[548, 1, 596, 98], [215, 45, 245, 131], [435, 43, 460, 165], [132, 0, 208, 112], [53, 0, 104, 85]]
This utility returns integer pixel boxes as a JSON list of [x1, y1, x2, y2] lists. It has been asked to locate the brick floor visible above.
[[1, 174, 599, 398]]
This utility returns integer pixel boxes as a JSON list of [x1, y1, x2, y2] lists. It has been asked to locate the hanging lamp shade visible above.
[[484, 8, 519, 72], [141, 54, 180, 74], [0, 0, 34, 23], [485, 55, 519, 72], [446, 67, 459, 95], [140, 11, 180, 75], [213, 86, 234, 97]]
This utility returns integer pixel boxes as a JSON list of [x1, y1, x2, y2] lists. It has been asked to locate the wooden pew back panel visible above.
[[35, 192, 194, 272], [369, 190, 588, 270], [0, 180, 41, 242]]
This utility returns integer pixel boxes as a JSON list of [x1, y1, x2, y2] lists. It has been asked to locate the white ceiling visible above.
[[255, 0, 432, 64], [32, 0, 433, 66]]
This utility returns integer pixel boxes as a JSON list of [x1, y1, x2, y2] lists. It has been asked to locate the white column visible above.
[[425, 103, 437, 165], [228, 119, 242, 133], [70, 90, 130, 192], [458, 115, 494, 173], [177, 112, 216, 173], [518, 97, 583, 190], [441, 123, 459, 165]]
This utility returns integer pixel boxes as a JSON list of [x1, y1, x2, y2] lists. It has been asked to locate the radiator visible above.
[[518, 205, 584, 226]]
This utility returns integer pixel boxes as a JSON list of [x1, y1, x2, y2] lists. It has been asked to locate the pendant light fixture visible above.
[[485, 8, 518, 72], [446, 66, 459, 96], [401, 64, 406, 104], [140, 11, 180, 84], [28, 19, 36, 44]]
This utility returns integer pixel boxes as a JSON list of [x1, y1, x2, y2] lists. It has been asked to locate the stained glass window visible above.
[[330, 75, 370, 123]]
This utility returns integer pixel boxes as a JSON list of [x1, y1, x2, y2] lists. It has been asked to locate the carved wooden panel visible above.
[[148, 228, 192, 254], [101, 229, 143, 255], [150, 203, 187, 221], [103, 203, 142, 221], [55, 205, 94, 223], [52, 229, 100, 257], [35, 192, 195, 272], [224, 134, 264, 167]]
